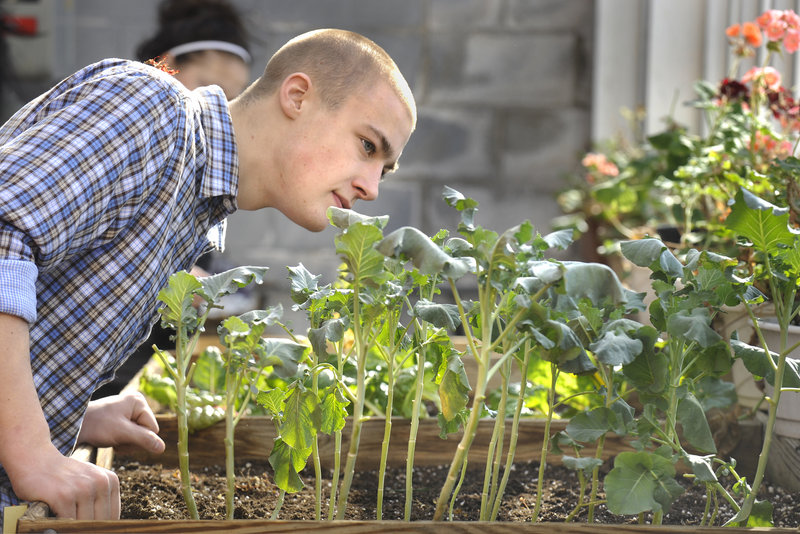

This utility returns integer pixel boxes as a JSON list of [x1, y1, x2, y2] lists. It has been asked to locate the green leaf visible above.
[[677, 393, 716, 453], [280, 384, 320, 451], [269, 438, 310, 493], [157, 270, 202, 329], [256, 388, 286, 418], [186, 403, 225, 432], [377, 226, 473, 280], [287, 263, 324, 305], [257, 338, 307, 379], [319, 384, 349, 435], [731, 339, 800, 388], [327, 206, 388, 229], [139, 373, 177, 410], [442, 186, 478, 229], [623, 333, 668, 395], [683, 454, 717, 483], [335, 221, 389, 286], [590, 320, 644, 366], [561, 455, 604, 475], [438, 352, 471, 422], [666, 308, 721, 348], [566, 407, 618, 442], [414, 299, 461, 330], [309, 317, 347, 360], [542, 228, 574, 250], [192, 346, 225, 393], [199, 266, 269, 304], [620, 238, 682, 278], [236, 306, 283, 328], [604, 451, 684, 515], [725, 188, 796, 253], [562, 262, 630, 306], [725, 498, 774, 527]]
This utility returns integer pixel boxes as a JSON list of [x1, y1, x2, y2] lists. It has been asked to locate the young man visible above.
[[0, 28, 416, 521]]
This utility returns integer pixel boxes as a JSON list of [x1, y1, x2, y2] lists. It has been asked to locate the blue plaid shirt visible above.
[[0, 59, 238, 510]]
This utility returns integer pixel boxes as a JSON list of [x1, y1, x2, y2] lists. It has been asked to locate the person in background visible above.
[[92, 0, 253, 399], [136, 0, 251, 100], [0, 28, 416, 521]]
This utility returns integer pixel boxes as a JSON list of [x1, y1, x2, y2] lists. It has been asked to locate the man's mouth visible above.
[[333, 193, 351, 209]]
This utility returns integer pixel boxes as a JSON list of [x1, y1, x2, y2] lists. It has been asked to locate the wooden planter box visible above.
[[12, 333, 772, 533], [14, 413, 770, 534]]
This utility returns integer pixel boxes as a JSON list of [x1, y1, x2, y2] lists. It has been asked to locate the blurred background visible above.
[[0, 0, 792, 330]]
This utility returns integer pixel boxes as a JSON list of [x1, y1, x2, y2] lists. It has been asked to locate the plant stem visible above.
[[223, 368, 239, 520], [310, 344, 322, 520], [490, 345, 530, 520], [532, 363, 559, 522], [169, 323, 200, 519], [270, 490, 286, 519], [335, 283, 368, 519], [481, 356, 509, 520], [377, 349, 395, 520], [328, 340, 345, 520], [432, 279, 490, 520], [405, 321, 427, 521]]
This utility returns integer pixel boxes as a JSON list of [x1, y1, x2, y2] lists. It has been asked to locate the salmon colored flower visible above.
[[785, 29, 800, 53], [757, 10, 780, 30], [766, 19, 787, 41], [783, 10, 800, 30], [742, 22, 763, 47], [743, 66, 782, 91], [726, 23, 741, 37], [581, 153, 619, 178]]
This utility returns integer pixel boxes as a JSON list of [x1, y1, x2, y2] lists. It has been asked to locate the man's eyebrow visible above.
[[368, 125, 396, 163]]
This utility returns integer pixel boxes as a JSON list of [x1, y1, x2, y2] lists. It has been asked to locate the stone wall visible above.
[[2, 0, 594, 330]]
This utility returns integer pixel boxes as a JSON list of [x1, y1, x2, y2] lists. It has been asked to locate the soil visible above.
[[116, 459, 800, 526]]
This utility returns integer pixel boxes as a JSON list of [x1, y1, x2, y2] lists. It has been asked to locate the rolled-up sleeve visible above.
[[0, 258, 37, 323]]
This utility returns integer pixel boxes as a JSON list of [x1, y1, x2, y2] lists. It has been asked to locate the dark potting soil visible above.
[[116, 459, 800, 526]]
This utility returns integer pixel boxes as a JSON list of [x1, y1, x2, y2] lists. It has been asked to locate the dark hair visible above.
[[135, 0, 249, 63]]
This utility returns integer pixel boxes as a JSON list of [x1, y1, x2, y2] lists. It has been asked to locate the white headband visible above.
[[166, 40, 251, 64]]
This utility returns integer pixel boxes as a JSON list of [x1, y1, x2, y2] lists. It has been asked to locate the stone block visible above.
[[505, 0, 594, 32], [399, 106, 493, 179], [498, 108, 590, 193], [247, 0, 425, 31], [428, 0, 503, 30], [428, 32, 578, 107]]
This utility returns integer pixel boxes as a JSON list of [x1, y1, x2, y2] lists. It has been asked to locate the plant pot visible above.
[[754, 320, 800, 492]]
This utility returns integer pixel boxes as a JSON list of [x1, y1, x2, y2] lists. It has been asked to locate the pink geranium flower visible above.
[[785, 29, 800, 53], [743, 66, 782, 90]]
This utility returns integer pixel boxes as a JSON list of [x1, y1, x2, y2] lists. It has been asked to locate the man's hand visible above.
[[10, 443, 120, 519], [77, 392, 165, 454], [0, 312, 124, 519]]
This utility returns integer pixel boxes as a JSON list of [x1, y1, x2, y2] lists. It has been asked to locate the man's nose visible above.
[[353, 166, 382, 201]]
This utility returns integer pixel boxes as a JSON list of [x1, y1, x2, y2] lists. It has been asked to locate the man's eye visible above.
[[362, 139, 376, 154]]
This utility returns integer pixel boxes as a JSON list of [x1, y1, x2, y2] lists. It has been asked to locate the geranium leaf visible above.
[[725, 188, 795, 252]]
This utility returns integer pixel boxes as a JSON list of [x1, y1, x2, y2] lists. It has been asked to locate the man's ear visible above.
[[279, 72, 312, 119]]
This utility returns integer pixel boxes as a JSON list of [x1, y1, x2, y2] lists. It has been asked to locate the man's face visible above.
[[271, 79, 414, 232]]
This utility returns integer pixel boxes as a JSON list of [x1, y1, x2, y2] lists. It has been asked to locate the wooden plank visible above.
[[15, 518, 796, 533], [113, 415, 635, 470]]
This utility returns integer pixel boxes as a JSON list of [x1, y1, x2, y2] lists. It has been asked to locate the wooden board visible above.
[[113, 415, 632, 471], [16, 519, 796, 533]]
